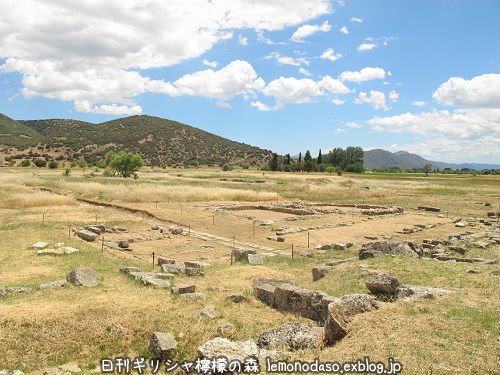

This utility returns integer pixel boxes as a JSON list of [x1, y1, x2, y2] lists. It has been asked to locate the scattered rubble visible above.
[[149, 332, 177, 359], [66, 267, 98, 287]]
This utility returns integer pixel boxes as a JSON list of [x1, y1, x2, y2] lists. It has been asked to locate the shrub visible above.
[[107, 151, 144, 178], [325, 166, 336, 174], [33, 158, 47, 168], [63, 168, 71, 176], [222, 163, 234, 171], [19, 160, 31, 167], [48, 161, 59, 169]]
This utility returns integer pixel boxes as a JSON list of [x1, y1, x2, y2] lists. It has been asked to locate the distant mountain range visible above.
[[0, 113, 271, 166], [363, 149, 500, 171]]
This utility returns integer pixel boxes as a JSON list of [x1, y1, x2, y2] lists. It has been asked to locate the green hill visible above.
[[0, 114, 271, 166], [0, 113, 41, 146]]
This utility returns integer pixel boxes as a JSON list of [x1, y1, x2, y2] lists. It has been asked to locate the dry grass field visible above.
[[0, 167, 499, 374]]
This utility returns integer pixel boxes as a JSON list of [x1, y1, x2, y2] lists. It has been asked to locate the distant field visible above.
[[0, 167, 498, 374]]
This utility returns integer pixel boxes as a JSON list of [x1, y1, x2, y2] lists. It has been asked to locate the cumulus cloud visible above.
[[412, 101, 427, 107], [357, 43, 377, 51], [252, 75, 351, 111], [291, 21, 331, 42], [355, 90, 389, 110], [339, 26, 349, 34], [299, 67, 312, 77], [350, 17, 363, 23], [320, 48, 343, 62], [389, 90, 399, 102], [168, 60, 265, 101], [266, 52, 309, 67], [338, 67, 387, 83], [346, 121, 362, 128], [358, 36, 392, 52], [0, 0, 330, 114], [331, 98, 345, 105], [238, 34, 248, 46], [334, 127, 346, 134], [432, 73, 500, 108], [202, 60, 218, 68]]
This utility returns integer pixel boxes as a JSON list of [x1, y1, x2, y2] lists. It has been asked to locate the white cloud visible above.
[[266, 52, 309, 67], [389, 90, 399, 102], [253, 75, 350, 111], [346, 121, 362, 128], [412, 101, 427, 107], [432, 73, 500, 108], [320, 48, 343, 62], [350, 17, 363, 23], [318, 76, 352, 94], [0, 0, 330, 114], [358, 43, 377, 51], [238, 34, 248, 46], [291, 21, 331, 42], [299, 67, 312, 77], [355, 90, 389, 110], [331, 98, 345, 105], [338, 67, 387, 83], [168, 60, 265, 101], [358, 36, 392, 52], [75, 100, 142, 116], [202, 60, 218, 68], [339, 26, 349, 34], [334, 127, 346, 134]]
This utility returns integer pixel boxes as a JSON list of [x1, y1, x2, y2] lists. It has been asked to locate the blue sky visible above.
[[1, 0, 499, 163]]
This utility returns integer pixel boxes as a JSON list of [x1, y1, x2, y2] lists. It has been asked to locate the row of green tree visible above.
[[267, 147, 364, 173]]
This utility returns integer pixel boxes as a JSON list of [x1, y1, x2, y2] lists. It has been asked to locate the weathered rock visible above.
[[257, 322, 324, 351], [39, 279, 68, 289], [117, 240, 129, 249], [418, 206, 441, 212], [247, 253, 263, 265], [364, 271, 401, 296], [336, 294, 380, 316], [120, 266, 141, 275], [276, 237, 285, 242], [217, 322, 236, 335], [273, 284, 313, 317], [161, 264, 185, 274], [315, 244, 332, 250], [455, 222, 467, 228], [466, 269, 480, 274], [140, 275, 172, 288], [66, 267, 98, 287], [197, 338, 259, 362], [449, 245, 466, 255], [228, 293, 248, 303], [149, 332, 177, 359], [333, 242, 353, 250], [1, 287, 33, 296], [184, 261, 206, 270], [312, 266, 333, 281], [157, 257, 176, 266], [32, 241, 49, 250], [185, 267, 205, 277], [234, 248, 256, 262], [169, 226, 183, 235], [173, 283, 196, 294], [181, 292, 205, 300], [260, 219, 274, 226], [75, 230, 98, 242], [324, 303, 349, 345], [359, 241, 421, 259], [200, 308, 220, 319], [85, 225, 103, 235]]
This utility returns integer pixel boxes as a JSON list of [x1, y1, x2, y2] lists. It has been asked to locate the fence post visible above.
[[230, 247, 233, 265], [152, 251, 155, 269], [68, 225, 71, 238], [42, 213, 45, 225], [101, 237, 104, 252], [307, 231, 310, 249], [291, 244, 294, 259]]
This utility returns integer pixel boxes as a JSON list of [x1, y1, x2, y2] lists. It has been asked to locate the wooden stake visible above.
[[152, 251, 155, 269], [291, 244, 294, 259], [101, 237, 104, 252], [230, 247, 233, 265], [307, 231, 310, 249], [42, 213, 45, 225], [68, 225, 71, 238], [213, 214, 215, 226]]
